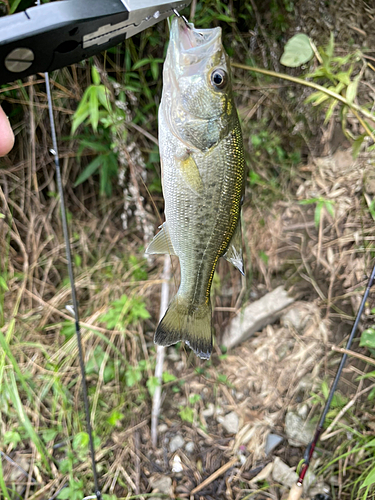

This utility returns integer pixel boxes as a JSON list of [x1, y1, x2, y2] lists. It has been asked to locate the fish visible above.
[[146, 17, 245, 359]]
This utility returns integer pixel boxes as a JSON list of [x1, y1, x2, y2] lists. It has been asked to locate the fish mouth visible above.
[[169, 18, 222, 70]]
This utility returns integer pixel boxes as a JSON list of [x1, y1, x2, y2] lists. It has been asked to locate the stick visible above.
[[331, 345, 375, 367], [151, 255, 171, 447], [190, 458, 237, 495]]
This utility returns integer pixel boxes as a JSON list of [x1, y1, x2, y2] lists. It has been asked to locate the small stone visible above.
[[272, 457, 298, 488], [167, 348, 180, 361], [285, 411, 314, 446], [157, 424, 168, 433], [297, 404, 308, 419], [185, 442, 194, 453], [265, 433, 283, 455], [172, 454, 183, 473], [202, 403, 215, 417], [169, 435, 185, 453], [217, 411, 239, 434], [222, 286, 295, 349], [150, 476, 172, 495]]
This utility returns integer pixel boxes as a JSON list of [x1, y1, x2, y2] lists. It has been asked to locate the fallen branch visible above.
[[151, 255, 171, 447]]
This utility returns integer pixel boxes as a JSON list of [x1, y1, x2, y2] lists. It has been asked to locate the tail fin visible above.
[[155, 296, 212, 360]]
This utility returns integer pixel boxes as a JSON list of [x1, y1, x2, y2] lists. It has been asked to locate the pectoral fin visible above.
[[223, 219, 244, 276], [145, 222, 176, 256], [175, 153, 204, 195]]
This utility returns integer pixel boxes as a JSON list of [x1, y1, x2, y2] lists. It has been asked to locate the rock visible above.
[[265, 433, 283, 455], [185, 442, 194, 453], [285, 411, 314, 446], [202, 403, 215, 417], [167, 348, 180, 361], [169, 435, 185, 453], [272, 457, 298, 488], [222, 286, 295, 349], [305, 477, 330, 496], [157, 424, 168, 433], [149, 476, 172, 495], [217, 411, 239, 434], [172, 454, 183, 473]]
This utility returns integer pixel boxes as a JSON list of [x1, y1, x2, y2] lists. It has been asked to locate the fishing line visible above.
[[44, 73, 102, 500], [288, 260, 375, 500]]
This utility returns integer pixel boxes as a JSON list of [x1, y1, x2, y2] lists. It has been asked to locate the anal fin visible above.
[[145, 222, 176, 256], [223, 218, 244, 276]]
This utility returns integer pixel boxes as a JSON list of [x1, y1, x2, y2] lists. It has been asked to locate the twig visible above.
[[151, 255, 171, 447], [190, 457, 237, 495], [331, 345, 375, 367]]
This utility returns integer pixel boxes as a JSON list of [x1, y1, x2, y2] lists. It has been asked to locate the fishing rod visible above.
[[288, 261, 375, 500]]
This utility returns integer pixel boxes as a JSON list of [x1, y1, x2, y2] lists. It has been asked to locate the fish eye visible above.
[[210, 68, 227, 90]]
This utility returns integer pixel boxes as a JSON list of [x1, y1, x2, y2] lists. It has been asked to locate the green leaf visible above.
[[280, 34, 314, 68], [42, 429, 58, 443], [96, 85, 111, 112], [360, 328, 375, 349], [162, 371, 177, 383], [305, 91, 329, 106], [314, 202, 323, 227], [361, 466, 375, 488], [336, 71, 351, 86], [73, 431, 89, 450], [74, 155, 104, 187], [9, 0, 22, 13], [89, 88, 99, 131], [326, 32, 335, 60], [71, 101, 90, 135], [324, 98, 339, 124], [346, 74, 360, 105], [57, 488, 72, 499], [147, 376, 160, 397], [91, 65, 101, 85], [352, 134, 366, 159], [150, 61, 159, 80], [125, 365, 142, 387], [216, 13, 236, 23], [179, 406, 194, 423], [189, 394, 201, 405], [0, 275, 8, 291], [107, 410, 124, 426], [4, 430, 21, 446], [325, 201, 335, 218], [132, 58, 152, 70]]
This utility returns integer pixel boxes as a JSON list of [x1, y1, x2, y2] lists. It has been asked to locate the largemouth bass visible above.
[[146, 17, 245, 359]]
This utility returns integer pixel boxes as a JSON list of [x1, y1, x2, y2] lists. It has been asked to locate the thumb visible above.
[[0, 105, 15, 156]]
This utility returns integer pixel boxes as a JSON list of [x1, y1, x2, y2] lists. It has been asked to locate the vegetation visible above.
[[1, 0, 375, 499]]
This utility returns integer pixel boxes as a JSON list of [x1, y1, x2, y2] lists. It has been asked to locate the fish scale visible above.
[[146, 17, 245, 359]]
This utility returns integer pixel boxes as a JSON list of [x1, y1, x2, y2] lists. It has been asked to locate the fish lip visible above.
[[170, 18, 222, 55]]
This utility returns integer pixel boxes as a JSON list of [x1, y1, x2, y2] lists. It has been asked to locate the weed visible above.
[[299, 196, 335, 227], [99, 294, 150, 330], [179, 394, 201, 424]]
